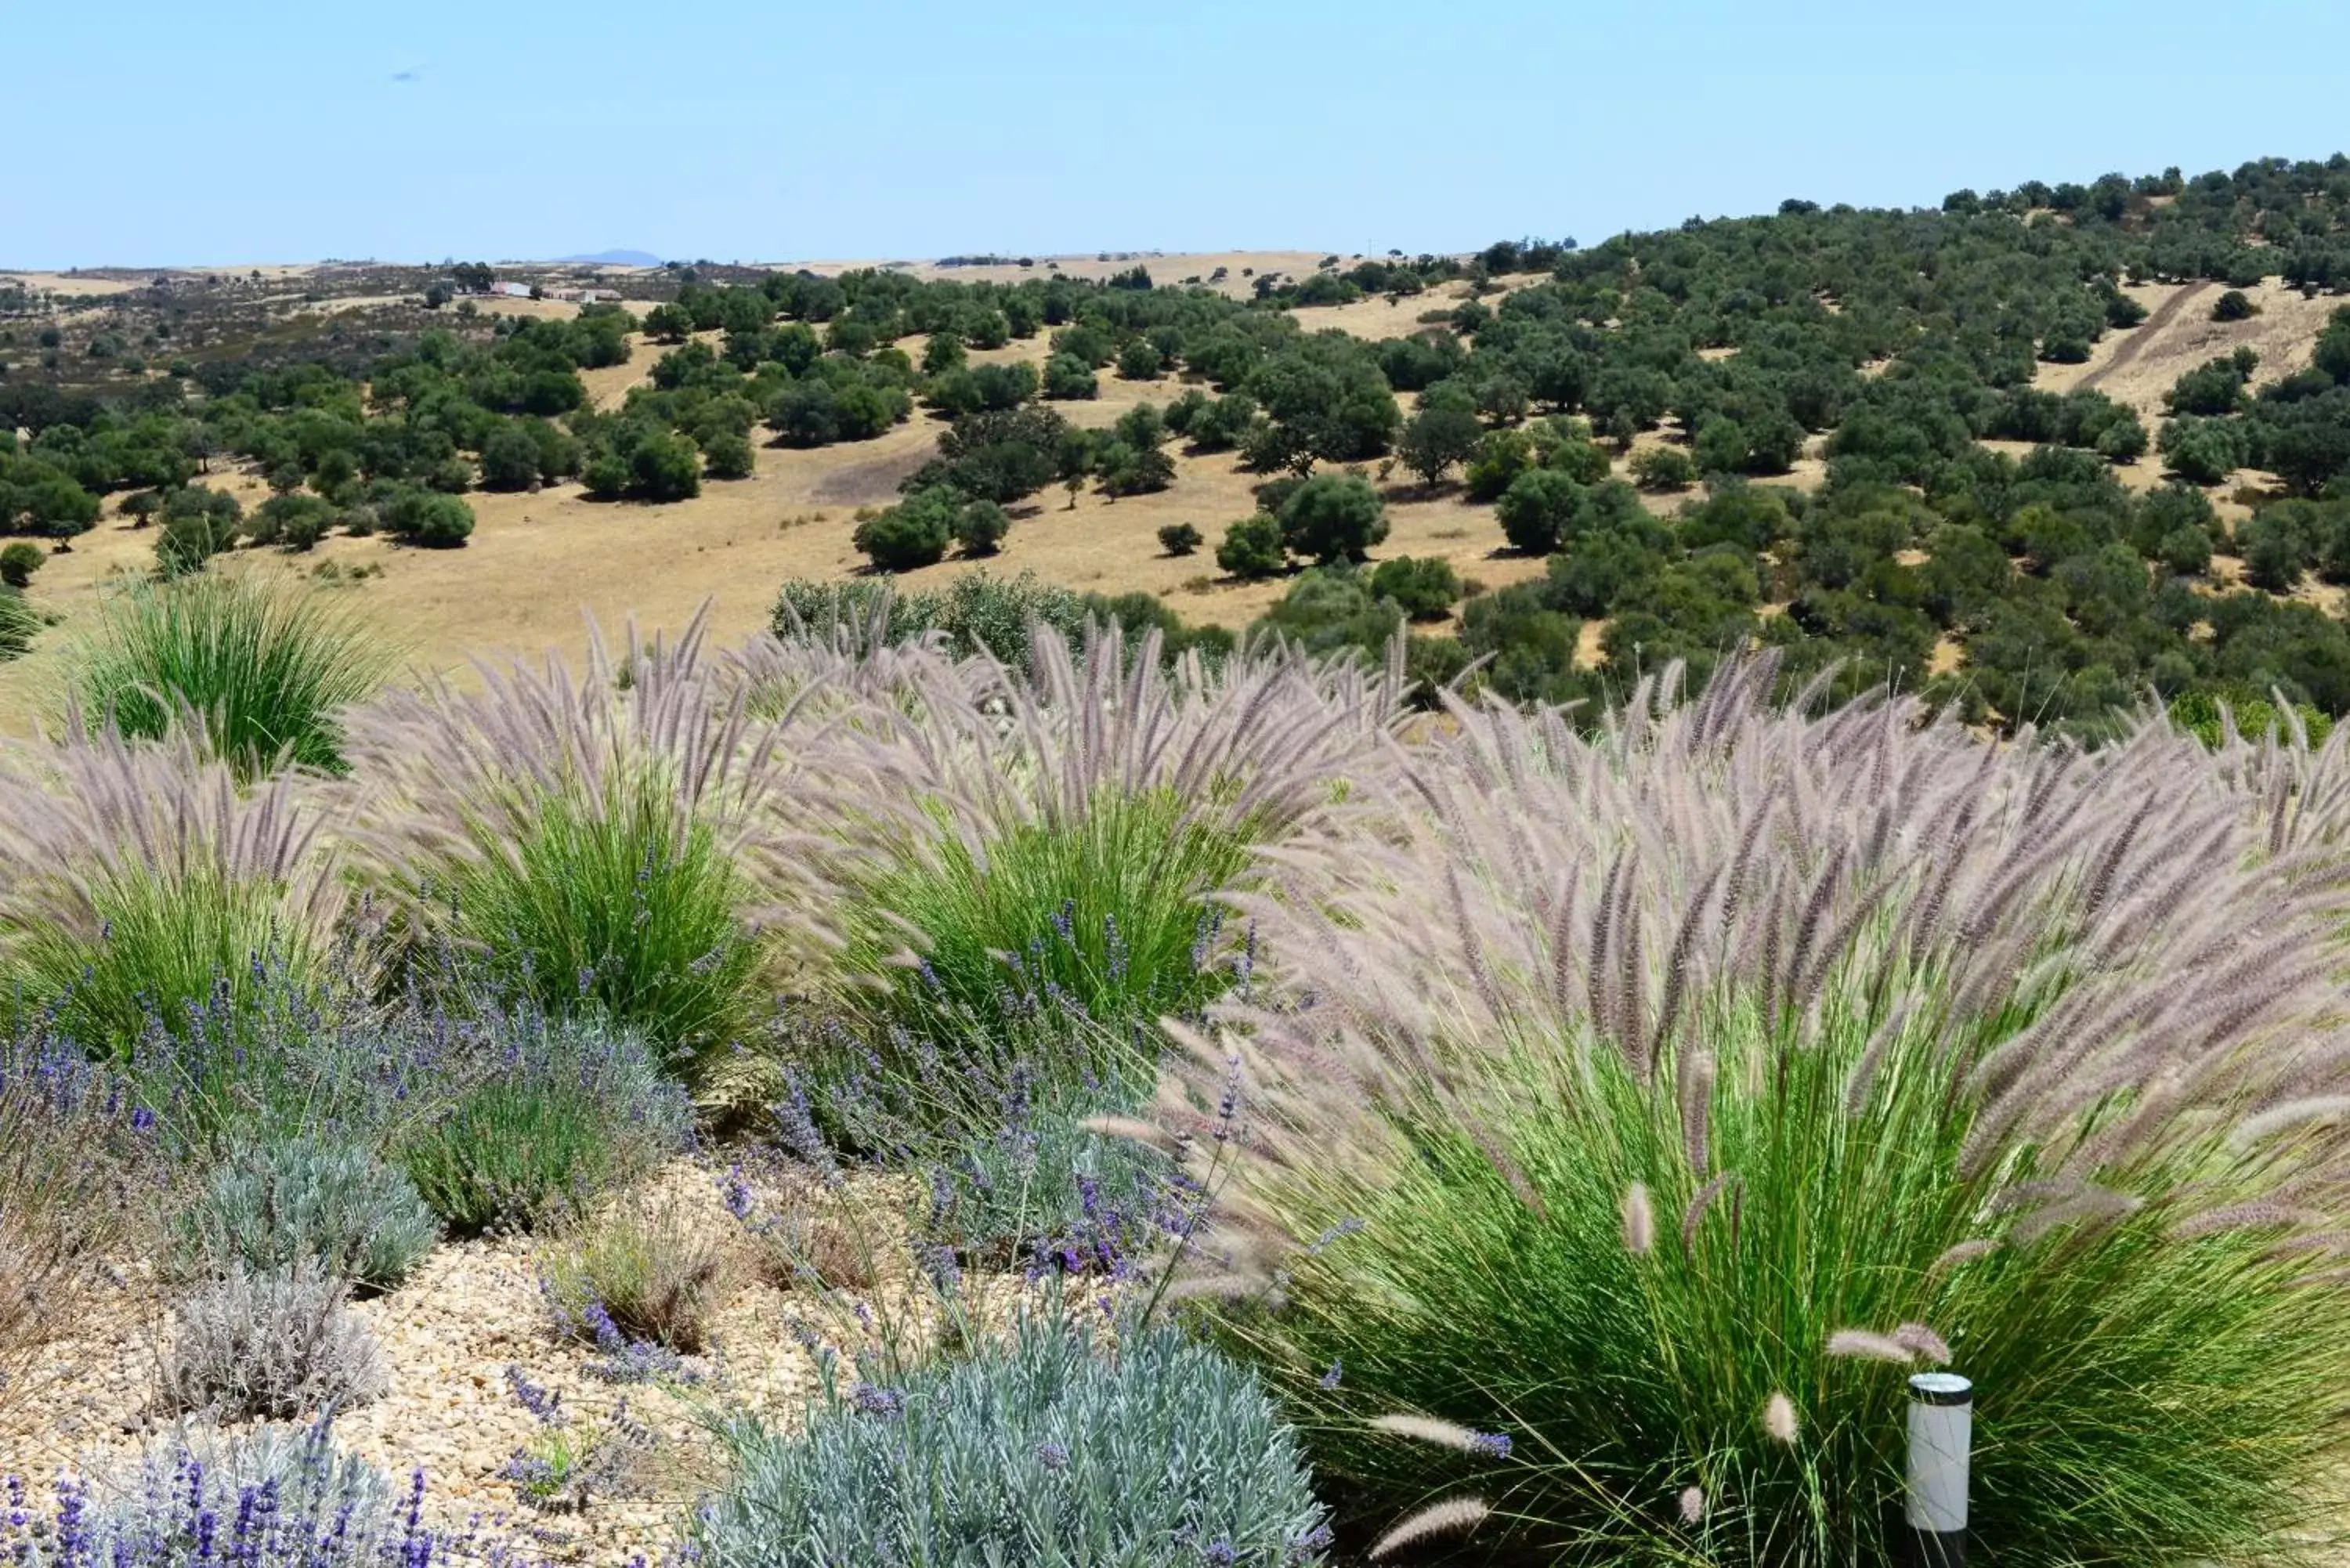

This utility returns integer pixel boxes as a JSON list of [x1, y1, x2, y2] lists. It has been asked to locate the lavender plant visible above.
[[0, 1034, 146, 1420], [0, 1419, 490, 1568], [537, 1190, 728, 1354], [170, 1136, 439, 1292], [158, 1262, 387, 1422], [393, 1014, 690, 1235], [696, 1310, 1332, 1568], [1175, 659, 2350, 1565]]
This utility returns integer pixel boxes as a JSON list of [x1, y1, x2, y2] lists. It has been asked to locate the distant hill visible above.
[[557, 249, 661, 267]]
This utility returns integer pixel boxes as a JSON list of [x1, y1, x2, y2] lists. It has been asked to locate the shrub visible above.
[[1630, 444, 1698, 491], [1217, 513, 1287, 580], [953, 498, 1011, 557], [1277, 473, 1388, 565], [0, 540, 45, 588], [159, 1263, 387, 1421], [2212, 288, 2258, 322], [1042, 352, 1097, 400], [703, 430, 757, 480], [396, 1017, 689, 1235], [854, 489, 955, 571], [172, 1136, 439, 1292], [1495, 466, 1582, 554], [55, 573, 394, 778], [378, 485, 475, 546], [1369, 555, 1461, 621], [696, 1313, 1331, 1567], [1158, 522, 1203, 557], [156, 486, 244, 575], [539, 1190, 727, 1353], [1182, 664, 2350, 1564]]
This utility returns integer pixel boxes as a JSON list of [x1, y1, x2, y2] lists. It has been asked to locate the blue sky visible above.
[[8, 0, 2348, 269]]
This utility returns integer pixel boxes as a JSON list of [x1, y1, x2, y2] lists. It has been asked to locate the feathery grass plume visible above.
[[1893, 1323, 1952, 1364], [789, 620, 1404, 1092], [50, 571, 396, 780], [1369, 1413, 1511, 1457], [1170, 656, 2350, 1564], [345, 608, 815, 1084], [0, 728, 345, 1052], [1620, 1181, 1655, 1255], [1368, 1498, 1490, 1561], [1679, 1485, 1708, 1525], [1824, 1328, 1914, 1365]]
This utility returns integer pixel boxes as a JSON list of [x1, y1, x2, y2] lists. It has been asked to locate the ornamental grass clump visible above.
[[345, 610, 813, 1082], [52, 571, 395, 779], [0, 730, 343, 1055], [539, 1190, 728, 1354], [801, 623, 1400, 1074], [1176, 658, 2350, 1566], [696, 1310, 1332, 1567]]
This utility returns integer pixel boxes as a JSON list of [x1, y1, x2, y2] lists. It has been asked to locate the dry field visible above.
[[0, 276, 1559, 732], [0, 266, 2337, 737]]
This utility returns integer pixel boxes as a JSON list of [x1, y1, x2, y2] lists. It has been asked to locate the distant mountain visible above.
[[556, 249, 661, 268]]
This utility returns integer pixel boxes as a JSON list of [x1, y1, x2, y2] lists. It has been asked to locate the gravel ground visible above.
[[0, 1159, 997, 1566]]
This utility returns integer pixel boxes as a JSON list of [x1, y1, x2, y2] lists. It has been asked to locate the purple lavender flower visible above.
[[1469, 1430, 1513, 1460], [851, 1384, 905, 1419], [1033, 1440, 1070, 1472], [1319, 1360, 1343, 1390], [503, 1365, 565, 1425], [721, 1166, 756, 1224]]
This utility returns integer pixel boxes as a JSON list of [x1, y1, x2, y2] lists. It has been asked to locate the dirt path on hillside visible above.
[[2078, 280, 2213, 393]]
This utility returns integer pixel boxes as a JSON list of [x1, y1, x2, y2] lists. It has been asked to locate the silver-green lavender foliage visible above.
[[696, 1313, 1332, 1567], [159, 1263, 386, 1422], [1, 1420, 446, 1568], [171, 1137, 440, 1292]]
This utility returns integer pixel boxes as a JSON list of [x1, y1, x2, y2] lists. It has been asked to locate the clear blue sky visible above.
[[9, 0, 2348, 269]]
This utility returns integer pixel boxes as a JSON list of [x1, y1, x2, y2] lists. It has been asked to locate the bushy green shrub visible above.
[[1217, 513, 1287, 580], [696, 1313, 1331, 1567], [1368, 555, 1461, 620], [1630, 444, 1698, 491], [0, 541, 46, 589], [853, 489, 956, 570], [1277, 474, 1387, 565], [772, 571, 1094, 670], [396, 1018, 689, 1235], [2168, 685, 2334, 748], [172, 1136, 439, 1292], [1159, 522, 1203, 557], [55, 573, 393, 778]]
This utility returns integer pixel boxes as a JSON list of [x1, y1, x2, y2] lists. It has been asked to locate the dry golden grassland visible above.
[[0, 267, 2333, 736]]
